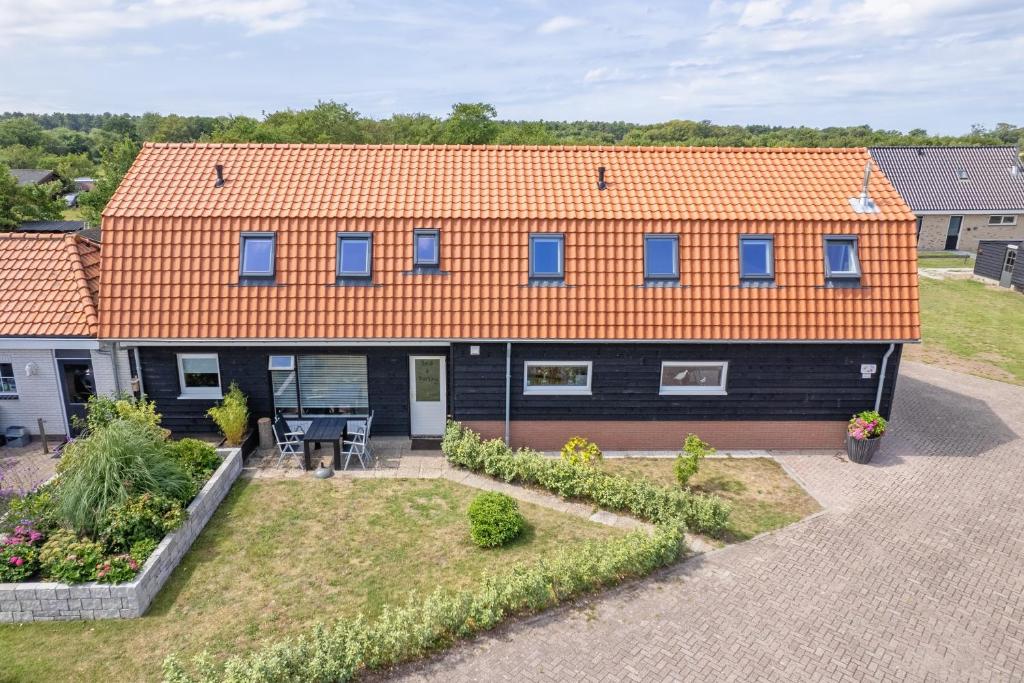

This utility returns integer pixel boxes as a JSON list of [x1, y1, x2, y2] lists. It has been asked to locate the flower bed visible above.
[[0, 447, 241, 622]]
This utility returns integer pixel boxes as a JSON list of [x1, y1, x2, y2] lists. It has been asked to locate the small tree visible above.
[[0, 165, 65, 231], [560, 437, 603, 466], [674, 434, 714, 488], [207, 382, 249, 446], [78, 137, 141, 226]]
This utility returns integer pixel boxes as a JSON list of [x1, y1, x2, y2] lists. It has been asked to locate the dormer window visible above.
[[239, 233, 276, 279], [956, 169, 970, 181], [823, 236, 861, 286], [644, 235, 679, 282], [529, 234, 564, 281], [413, 228, 440, 267], [337, 233, 372, 279]]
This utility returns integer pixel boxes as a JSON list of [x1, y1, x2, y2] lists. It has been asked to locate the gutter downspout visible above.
[[874, 343, 897, 413], [132, 346, 146, 397], [504, 342, 511, 445]]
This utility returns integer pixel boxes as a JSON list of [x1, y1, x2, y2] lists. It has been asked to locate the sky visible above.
[[2, 0, 1023, 133]]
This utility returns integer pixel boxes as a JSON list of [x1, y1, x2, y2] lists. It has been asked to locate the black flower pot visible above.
[[846, 435, 882, 464]]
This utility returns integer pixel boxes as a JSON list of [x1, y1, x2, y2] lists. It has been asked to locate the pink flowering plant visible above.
[[96, 554, 140, 584], [848, 410, 888, 441], [0, 521, 45, 582]]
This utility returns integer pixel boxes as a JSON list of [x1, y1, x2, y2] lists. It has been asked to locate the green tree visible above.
[[442, 103, 498, 144], [0, 164, 65, 230], [0, 117, 45, 148], [78, 138, 141, 226]]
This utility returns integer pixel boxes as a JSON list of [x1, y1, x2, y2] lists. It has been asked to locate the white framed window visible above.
[[0, 362, 17, 397], [988, 215, 1018, 226], [523, 361, 592, 395], [268, 355, 294, 371], [659, 361, 728, 396], [177, 353, 222, 399]]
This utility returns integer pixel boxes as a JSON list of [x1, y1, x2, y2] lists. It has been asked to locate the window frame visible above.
[[0, 362, 17, 397], [738, 235, 775, 281], [523, 360, 592, 396], [529, 234, 565, 280], [658, 361, 729, 396], [823, 235, 862, 280], [268, 355, 295, 371], [643, 234, 680, 280], [336, 233, 373, 278], [988, 215, 1018, 226], [239, 232, 277, 278], [176, 353, 222, 399], [413, 228, 440, 267]]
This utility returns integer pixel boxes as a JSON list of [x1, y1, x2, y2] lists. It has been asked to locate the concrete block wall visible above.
[[0, 447, 241, 623]]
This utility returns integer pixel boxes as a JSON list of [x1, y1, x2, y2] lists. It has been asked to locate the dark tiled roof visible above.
[[16, 220, 87, 233], [9, 168, 57, 186], [869, 147, 1024, 213]]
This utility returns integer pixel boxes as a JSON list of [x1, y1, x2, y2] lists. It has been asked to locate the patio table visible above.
[[302, 418, 348, 470]]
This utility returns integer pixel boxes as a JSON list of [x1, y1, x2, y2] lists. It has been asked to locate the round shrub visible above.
[[99, 492, 187, 552], [467, 492, 525, 548], [166, 438, 221, 487], [39, 529, 104, 584], [0, 523, 45, 582], [560, 437, 602, 466]]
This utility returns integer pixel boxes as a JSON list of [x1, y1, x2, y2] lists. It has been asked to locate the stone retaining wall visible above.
[[0, 447, 242, 623]]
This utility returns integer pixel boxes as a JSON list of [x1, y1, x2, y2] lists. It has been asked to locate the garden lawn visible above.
[[917, 252, 975, 269], [600, 457, 820, 542], [0, 477, 619, 682], [908, 277, 1024, 384]]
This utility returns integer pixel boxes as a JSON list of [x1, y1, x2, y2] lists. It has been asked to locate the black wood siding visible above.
[[975, 240, 1021, 280], [138, 346, 448, 435], [451, 342, 904, 422]]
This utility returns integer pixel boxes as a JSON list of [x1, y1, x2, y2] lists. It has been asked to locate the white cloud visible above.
[[583, 66, 621, 83], [0, 0, 312, 46], [537, 15, 584, 34], [738, 0, 788, 26]]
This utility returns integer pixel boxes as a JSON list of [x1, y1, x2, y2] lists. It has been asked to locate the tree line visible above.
[[1, 101, 1022, 228]]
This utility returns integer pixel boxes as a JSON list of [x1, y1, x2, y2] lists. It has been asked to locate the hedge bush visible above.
[[442, 421, 730, 536], [164, 525, 683, 682], [467, 492, 525, 548]]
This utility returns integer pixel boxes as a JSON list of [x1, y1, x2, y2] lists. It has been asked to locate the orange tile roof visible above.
[[100, 144, 920, 342], [0, 233, 100, 337]]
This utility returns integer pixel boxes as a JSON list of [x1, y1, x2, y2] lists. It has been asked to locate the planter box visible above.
[[846, 435, 882, 464], [0, 447, 242, 623]]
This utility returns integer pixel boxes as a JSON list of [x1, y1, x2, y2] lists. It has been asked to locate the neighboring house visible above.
[[0, 234, 130, 439], [74, 177, 96, 192], [9, 168, 58, 186], [974, 240, 1022, 291], [98, 143, 920, 451], [869, 146, 1024, 253], [16, 220, 87, 235]]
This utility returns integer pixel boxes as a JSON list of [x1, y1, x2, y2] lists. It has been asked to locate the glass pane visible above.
[[645, 238, 677, 276], [181, 356, 219, 388], [271, 369, 298, 414], [182, 356, 218, 374], [339, 239, 369, 274], [61, 362, 95, 404], [297, 355, 368, 413], [242, 237, 274, 274], [741, 240, 771, 276], [532, 238, 562, 276], [0, 363, 17, 394], [414, 359, 441, 402], [415, 234, 438, 264], [268, 355, 294, 370], [526, 364, 589, 387], [661, 364, 723, 388], [826, 241, 855, 273]]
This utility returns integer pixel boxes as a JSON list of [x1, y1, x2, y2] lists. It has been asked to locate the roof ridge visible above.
[[140, 141, 869, 154], [64, 234, 99, 332]]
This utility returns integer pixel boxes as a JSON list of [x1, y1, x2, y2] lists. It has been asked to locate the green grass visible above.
[[918, 253, 975, 269], [0, 478, 619, 682], [62, 207, 85, 221], [600, 458, 820, 542], [910, 278, 1024, 384]]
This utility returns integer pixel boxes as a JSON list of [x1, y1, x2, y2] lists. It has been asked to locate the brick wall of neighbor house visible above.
[[918, 213, 1024, 252], [451, 342, 903, 450], [0, 349, 66, 436]]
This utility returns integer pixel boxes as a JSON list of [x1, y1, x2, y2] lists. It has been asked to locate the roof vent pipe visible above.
[[848, 161, 879, 214], [214, 164, 225, 188], [597, 166, 607, 191]]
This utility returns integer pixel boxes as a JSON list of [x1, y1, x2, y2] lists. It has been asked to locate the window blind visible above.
[[297, 355, 368, 410]]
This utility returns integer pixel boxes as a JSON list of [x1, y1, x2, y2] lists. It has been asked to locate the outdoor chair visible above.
[[343, 425, 370, 470], [273, 415, 306, 469]]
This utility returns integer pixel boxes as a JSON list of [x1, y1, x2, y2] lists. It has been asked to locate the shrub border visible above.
[[0, 447, 242, 623]]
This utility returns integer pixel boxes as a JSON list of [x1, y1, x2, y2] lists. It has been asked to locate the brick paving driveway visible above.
[[397, 362, 1024, 682]]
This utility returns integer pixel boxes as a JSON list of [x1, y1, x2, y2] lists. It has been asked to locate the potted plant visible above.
[[846, 410, 888, 464]]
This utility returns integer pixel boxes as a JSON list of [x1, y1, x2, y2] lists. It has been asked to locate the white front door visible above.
[[409, 356, 446, 436]]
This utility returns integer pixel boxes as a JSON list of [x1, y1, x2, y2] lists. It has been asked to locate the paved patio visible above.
[[0, 441, 59, 501], [394, 362, 1024, 682]]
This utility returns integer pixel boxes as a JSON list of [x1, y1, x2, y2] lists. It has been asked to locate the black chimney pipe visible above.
[[597, 166, 607, 191], [214, 164, 224, 188]]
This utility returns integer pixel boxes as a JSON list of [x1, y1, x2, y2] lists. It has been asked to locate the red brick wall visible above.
[[462, 420, 847, 451]]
